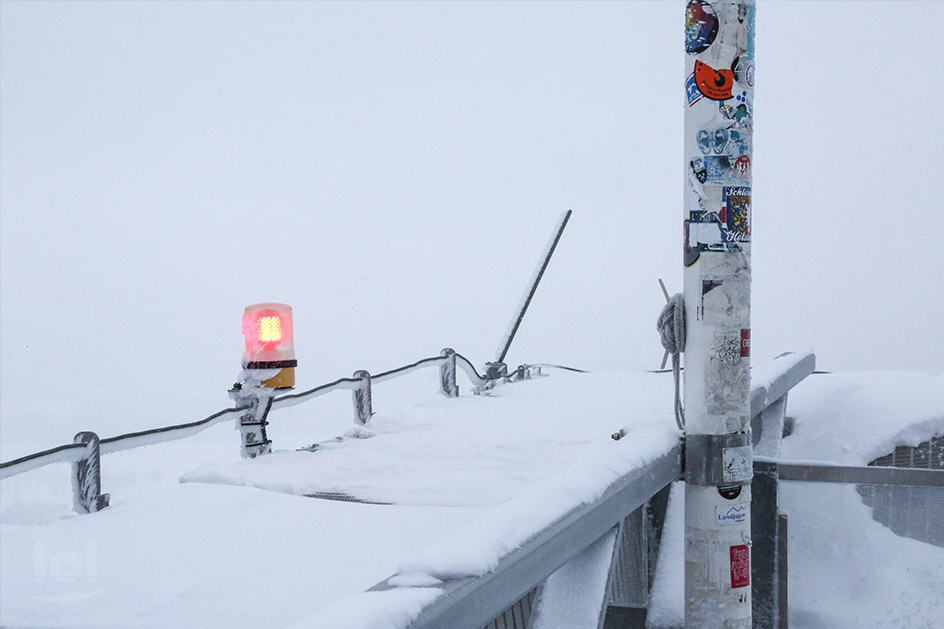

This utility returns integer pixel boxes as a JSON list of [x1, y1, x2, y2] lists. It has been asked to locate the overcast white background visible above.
[[2, 0, 942, 448]]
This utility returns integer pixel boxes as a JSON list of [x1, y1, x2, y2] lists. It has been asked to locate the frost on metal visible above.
[[495, 210, 572, 364], [71, 431, 110, 514]]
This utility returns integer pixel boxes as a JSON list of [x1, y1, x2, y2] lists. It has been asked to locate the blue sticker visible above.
[[686, 73, 704, 106], [703, 155, 750, 186]]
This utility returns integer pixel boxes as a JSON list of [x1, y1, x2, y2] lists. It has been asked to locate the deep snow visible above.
[[2, 369, 942, 628]]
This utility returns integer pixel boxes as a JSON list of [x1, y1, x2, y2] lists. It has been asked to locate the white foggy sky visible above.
[[1, 1, 942, 444]]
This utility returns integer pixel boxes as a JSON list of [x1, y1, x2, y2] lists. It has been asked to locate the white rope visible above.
[[657, 293, 686, 430]]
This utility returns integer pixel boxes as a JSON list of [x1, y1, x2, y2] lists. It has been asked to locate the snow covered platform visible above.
[[648, 371, 944, 629], [1, 369, 680, 628], [2, 368, 942, 628]]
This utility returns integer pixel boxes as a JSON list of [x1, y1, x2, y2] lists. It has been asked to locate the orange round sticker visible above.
[[694, 60, 734, 101]]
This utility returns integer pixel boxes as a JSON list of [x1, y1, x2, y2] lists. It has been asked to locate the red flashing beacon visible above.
[[241, 303, 296, 388]]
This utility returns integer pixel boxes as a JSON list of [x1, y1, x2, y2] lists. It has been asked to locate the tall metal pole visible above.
[[682, 2, 755, 627]]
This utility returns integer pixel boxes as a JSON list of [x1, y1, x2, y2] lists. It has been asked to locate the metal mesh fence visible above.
[[857, 436, 944, 547]]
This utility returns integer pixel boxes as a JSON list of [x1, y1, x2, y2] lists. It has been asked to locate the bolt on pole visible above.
[[682, 1, 755, 628]]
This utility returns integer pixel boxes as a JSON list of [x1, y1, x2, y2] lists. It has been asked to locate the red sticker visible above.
[[733, 155, 751, 178], [730, 544, 750, 588], [694, 60, 734, 101], [741, 329, 751, 357]]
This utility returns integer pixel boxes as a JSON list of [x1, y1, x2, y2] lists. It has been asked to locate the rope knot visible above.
[[656, 293, 686, 431]]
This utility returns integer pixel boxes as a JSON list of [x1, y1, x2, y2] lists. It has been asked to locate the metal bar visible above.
[[771, 461, 944, 487], [749, 352, 816, 420], [0, 443, 86, 480], [777, 513, 789, 629], [372, 356, 445, 384], [496, 209, 572, 364], [270, 376, 359, 410], [1, 407, 245, 479], [751, 460, 781, 628], [100, 407, 244, 455], [390, 443, 682, 629]]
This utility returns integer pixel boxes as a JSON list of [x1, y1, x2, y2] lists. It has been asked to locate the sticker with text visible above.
[[730, 544, 751, 588], [694, 60, 734, 101], [716, 504, 748, 527]]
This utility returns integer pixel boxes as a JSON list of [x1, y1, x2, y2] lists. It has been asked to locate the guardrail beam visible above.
[[380, 444, 683, 629]]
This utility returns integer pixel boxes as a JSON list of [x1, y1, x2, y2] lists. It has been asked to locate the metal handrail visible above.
[[0, 351, 473, 480], [757, 458, 944, 487], [395, 445, 683, 629], [361, 352, 818, 629]]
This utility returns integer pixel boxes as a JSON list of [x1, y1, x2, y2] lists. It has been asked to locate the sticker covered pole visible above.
[[682, 2, 754, 628]]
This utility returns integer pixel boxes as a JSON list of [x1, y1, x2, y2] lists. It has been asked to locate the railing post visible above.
[[71, 431, 110, 514], [352, 370, 372, 425], [752, 459, 784, 628], [229, 378, 275, 458], [241, 393, 274, 458], [439, 348, 459, 398]]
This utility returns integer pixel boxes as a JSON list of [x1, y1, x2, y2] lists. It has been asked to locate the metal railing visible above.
[[0, 349, 511, 509], [355, 351, 818, 629], [0, 344, 588, 513]]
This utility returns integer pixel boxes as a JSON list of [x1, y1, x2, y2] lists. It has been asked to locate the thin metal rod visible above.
[[659, 279, 671, 370], [497, 209, 573, 364], [766, 460, 944, 487]]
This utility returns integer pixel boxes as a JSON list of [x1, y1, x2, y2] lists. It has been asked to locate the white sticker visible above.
[[716, 504, 748, 527], [722, 446, 752, 482]]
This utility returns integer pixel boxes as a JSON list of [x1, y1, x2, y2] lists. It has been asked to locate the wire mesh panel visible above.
[[607, 507, 650, 608], [781, 479, 944, 627], [482, 586, 539, 629], [857, 436, 944, 547]]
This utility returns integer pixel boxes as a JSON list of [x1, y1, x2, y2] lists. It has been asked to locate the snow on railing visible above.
[[0, 348, 565, 511], [348, 352, 819, 629]]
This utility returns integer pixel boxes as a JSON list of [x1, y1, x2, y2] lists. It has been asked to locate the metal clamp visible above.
[[685, 432, 753, 486]]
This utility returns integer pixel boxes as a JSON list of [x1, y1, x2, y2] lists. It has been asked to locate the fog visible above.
[[2, 1, 941, 446]]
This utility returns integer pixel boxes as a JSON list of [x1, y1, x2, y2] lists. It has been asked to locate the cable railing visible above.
[[0, 348, 572, 512]]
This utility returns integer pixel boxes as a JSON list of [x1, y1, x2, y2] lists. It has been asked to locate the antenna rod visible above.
[[496, 209, 573, 364]]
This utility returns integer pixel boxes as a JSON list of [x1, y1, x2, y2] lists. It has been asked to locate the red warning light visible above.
[[241, 303, 296, 368]]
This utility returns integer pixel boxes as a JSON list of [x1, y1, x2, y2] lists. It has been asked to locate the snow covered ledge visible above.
[[288, 353, 816, 629]]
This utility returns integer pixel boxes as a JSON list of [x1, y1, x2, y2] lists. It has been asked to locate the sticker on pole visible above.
[[722, 446, 752, 483], [730, 544, 750, 588], [716, 504, 748, 527]]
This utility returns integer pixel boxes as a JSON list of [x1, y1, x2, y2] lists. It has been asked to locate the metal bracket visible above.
[[685, 432, 753, 486]]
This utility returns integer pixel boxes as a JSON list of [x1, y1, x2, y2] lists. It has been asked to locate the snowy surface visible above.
[[779, 371, 944, 467], [530, 528, 617, 629], [648, 371, 944, 628], [3, 368, 943, 628], [180, 371, 677, 508], [0, 369, 680, 628]]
